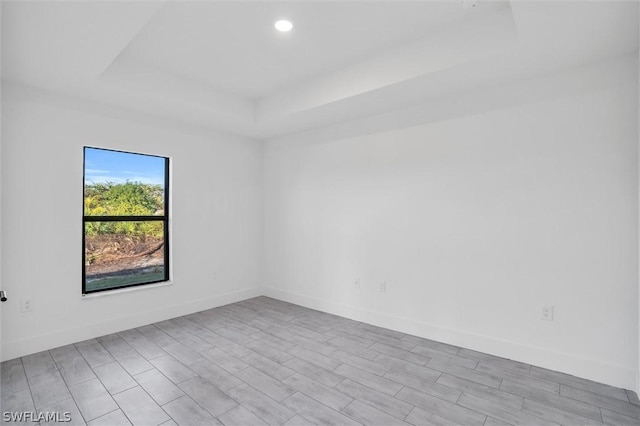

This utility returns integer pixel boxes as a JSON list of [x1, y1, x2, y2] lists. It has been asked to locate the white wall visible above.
[[1, 56, 638, 395], [0, 1, 4, 362], [637, 3, 640, 396], [263, 59, 639, 391], [0, 83, 263, 360]]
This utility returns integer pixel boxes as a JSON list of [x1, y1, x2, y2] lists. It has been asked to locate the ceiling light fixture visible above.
[[274, 19, 293, 32]]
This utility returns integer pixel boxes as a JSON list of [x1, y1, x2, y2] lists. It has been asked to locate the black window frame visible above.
[[82, 146, 170, 295]]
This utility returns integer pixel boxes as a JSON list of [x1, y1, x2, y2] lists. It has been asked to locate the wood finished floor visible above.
[[1, 296, 639, 426]]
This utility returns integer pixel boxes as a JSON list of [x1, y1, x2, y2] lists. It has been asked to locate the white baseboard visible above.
[[5, 284, 636, 393], [262, 286, 637, 391], [2, 287, 262, 361]]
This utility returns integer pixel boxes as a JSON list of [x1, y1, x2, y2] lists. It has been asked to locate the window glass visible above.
[[83, 147, 169, 294]]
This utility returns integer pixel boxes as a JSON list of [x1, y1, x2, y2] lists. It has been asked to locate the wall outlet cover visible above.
[[21, 298, 33, 313], [541, 305, 554, 321]]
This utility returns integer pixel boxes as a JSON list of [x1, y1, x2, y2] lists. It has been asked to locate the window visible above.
[[83, 147, 169, 294]]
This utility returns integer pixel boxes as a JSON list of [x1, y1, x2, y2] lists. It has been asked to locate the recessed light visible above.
[[274, 19, 293, 32]]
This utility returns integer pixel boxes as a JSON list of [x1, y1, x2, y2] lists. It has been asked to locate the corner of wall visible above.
[[258, 139, 267, 299]]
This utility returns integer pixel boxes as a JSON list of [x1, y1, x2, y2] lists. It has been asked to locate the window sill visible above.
[[82, 280, 173, 299]]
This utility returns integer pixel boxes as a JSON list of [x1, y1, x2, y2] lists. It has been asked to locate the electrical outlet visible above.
[[354, 280, 361, 289], [541, 305, 554, 321], [21, 298, 33, 313], [379, 282, 387, 293]]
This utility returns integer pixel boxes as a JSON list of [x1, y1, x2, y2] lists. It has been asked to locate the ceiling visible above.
[[2, 1, 638, 139]]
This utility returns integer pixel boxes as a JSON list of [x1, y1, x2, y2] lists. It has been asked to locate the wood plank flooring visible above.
[[1, 297, 639, 425]]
